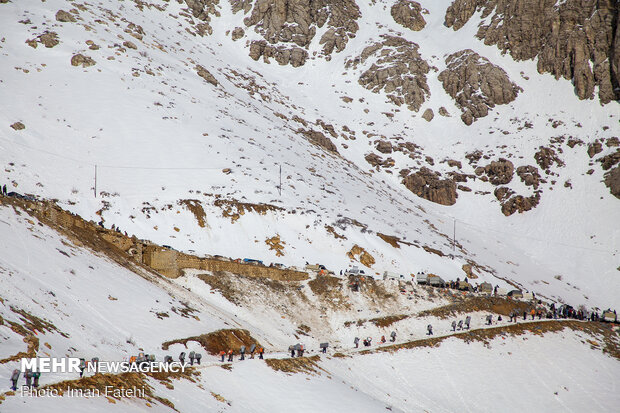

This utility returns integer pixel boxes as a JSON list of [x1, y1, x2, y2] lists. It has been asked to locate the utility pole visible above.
[[452, 218, 456, 258], [278, 164, 282, 196], [94, 164, 97, 198]]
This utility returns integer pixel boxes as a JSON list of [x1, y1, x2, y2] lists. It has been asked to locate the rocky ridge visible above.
[[346, 35, 430, 112], [438, 49, 521, 124], [444, 0, 620, 104]]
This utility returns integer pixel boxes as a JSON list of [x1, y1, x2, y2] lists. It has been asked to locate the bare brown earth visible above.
[[161, 329, 261, 355], [265, 355, 323, 374]]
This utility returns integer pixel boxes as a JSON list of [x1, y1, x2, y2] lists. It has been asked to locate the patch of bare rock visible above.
[[403, 167, 457, 206], [237, 0, 360, 66], [55, 10, 76, 22], [475, 158, 514, 185], [438, 49, 521, 124], [195, 64, 219, 86], [444, 0, 620, 104], [183, 0, 220, 36], [391, 0, 427, 31], [298, 128, 339, 154], [346, 35, 430, 111], [71, 54, 96, 68]]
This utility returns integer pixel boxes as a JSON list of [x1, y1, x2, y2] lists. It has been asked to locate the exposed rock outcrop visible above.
[[534, 146, 564, 172], [476, 158, 514, 185], [444, 0, 620, 104], [249, 41, 308, 67], [391, 0, 426, 31], [10, 122, 25, 130], [588, 141, 603, 158], [422, 108, 434, 121], [55, 10, 76, 22], [346, 35, 430, 111], [184, 0, 220, 36], [438, 49, 521, 124], [195, 64, 219, 86], [500, 193, 541, 216], [365, 153, 395, 169], [70, 54, 96, 68], [298, 128, 338, 154], [604, 165, 620, 199], [231, 27, 245, 40], [516, 165, 541, 189], [403, 167, 457, 206], [239, 0, 360, 65]]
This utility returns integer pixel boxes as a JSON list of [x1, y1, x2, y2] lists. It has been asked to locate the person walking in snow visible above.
[[189, 351, 195, 366], [79, 358, 86, 378], [10, 369, 20, 391], [427, 324, 433, 335], [457, 320, 463, 330], [179, 352, 186, 365], [196, 353, 202, 365], [33, 371, 40, 388], [390, 331, 397, 342], [291, 346, 296, 358], [258, 347, 264, 359], [380, 335, 386, 344], [530, 309, 536, 320], [451, 320, 457, 331], [487, 314, 493, 325], [465, 316, 471, 329], [227, 349, 234, 362], [354, 337, 359, 348], [240, 346, 246, 361], [24, 370, 32, 388], [219, 350, 226, 362]]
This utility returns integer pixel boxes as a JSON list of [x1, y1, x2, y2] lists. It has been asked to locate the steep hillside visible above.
[[1, 196, 619, 412], [0, 0, 619, 409]]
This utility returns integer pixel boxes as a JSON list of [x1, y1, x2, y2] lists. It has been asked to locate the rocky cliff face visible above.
[[346, 35, 430, 111], [444, 0, 620, 104], [237, 0, 360, 65], [438, 49, 521, 124], [391, 0, 427, 32], [403, 167, 457, 206]]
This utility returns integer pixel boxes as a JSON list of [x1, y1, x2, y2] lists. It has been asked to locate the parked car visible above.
[[507, 290, 523, 299]]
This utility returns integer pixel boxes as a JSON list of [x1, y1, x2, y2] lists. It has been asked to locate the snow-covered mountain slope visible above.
[[0, 0, 618, 310], [1, 196, 619, 413]]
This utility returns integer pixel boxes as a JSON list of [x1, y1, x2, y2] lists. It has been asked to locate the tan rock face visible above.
[[10, 122, 25, 130], [391, 0, 426, 31], [534, 146, 564, 172], [444, 0, 620, 104], [249, 40, 308, 67], [184, 0, 220, 36], [346, 35, 430, 111], [516, 165, 540, 189], [55, 10, 76, 22], [438, 49, 521, 124], [70, 54, 96, 68], [298, 128, 338, 154], [422, 108, 434, 122], [231, 27, 245, 40], [478, 158, 514, 185], [239, 0, 360, 65], [604, 165, 620, 199], [403, 167, 457, 206], [195, 65, 219, 86]]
